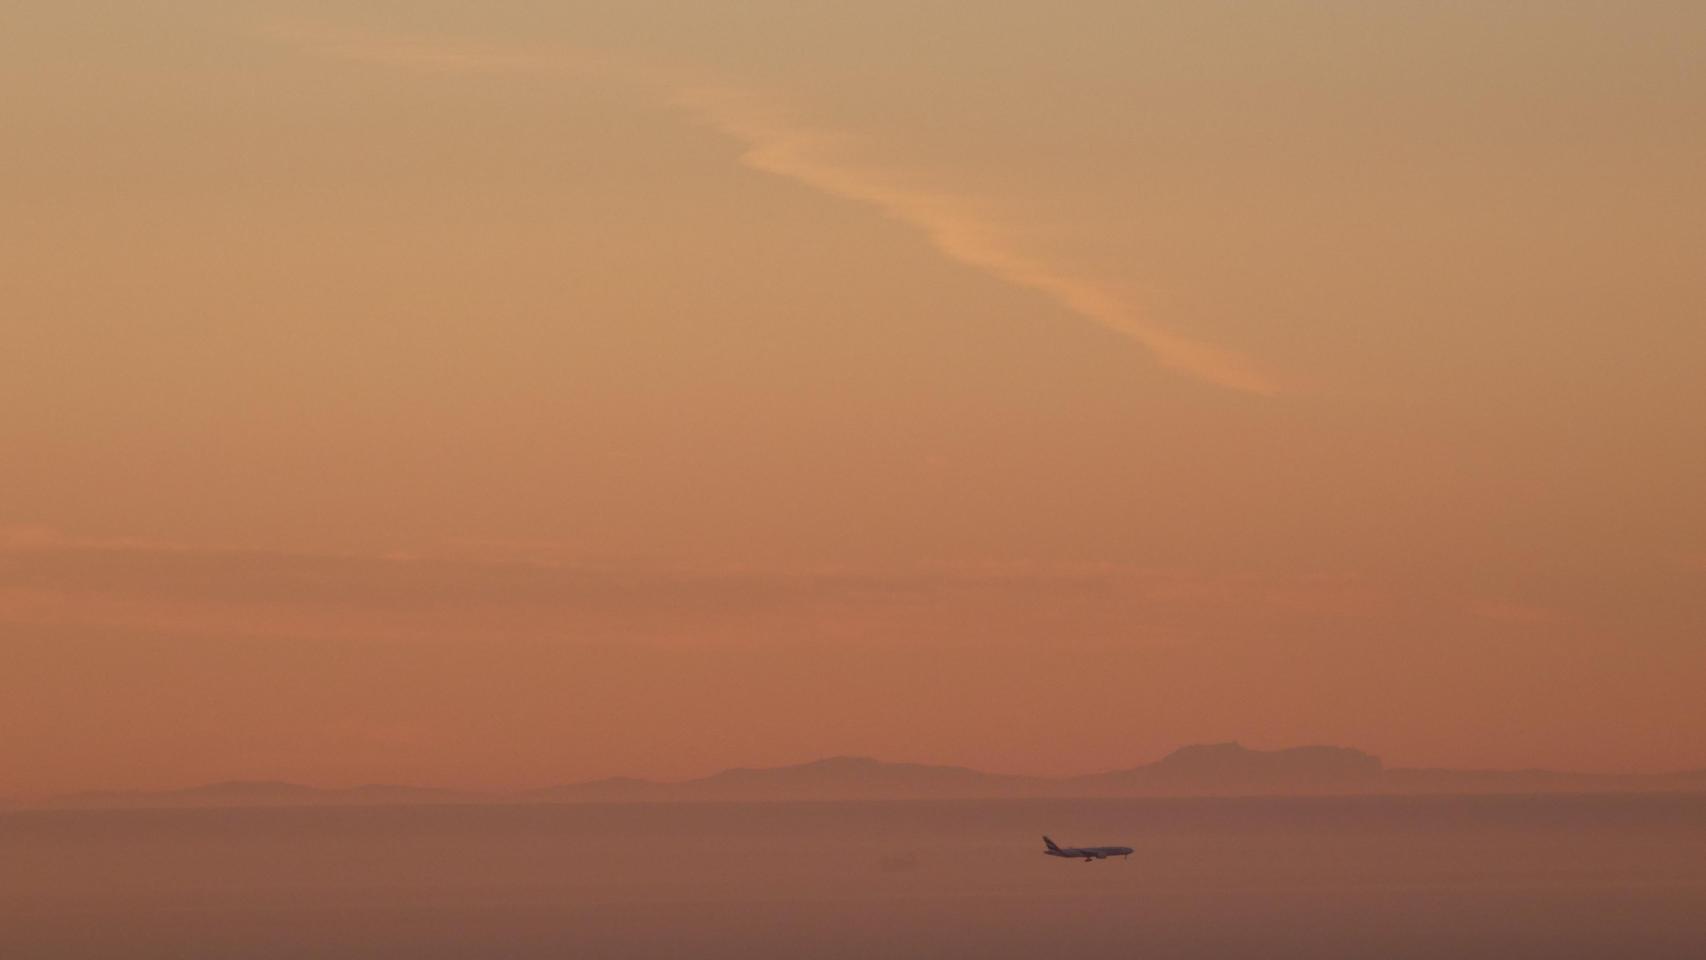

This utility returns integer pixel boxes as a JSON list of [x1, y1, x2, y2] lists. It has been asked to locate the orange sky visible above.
[[4, 2, 1704, 797]]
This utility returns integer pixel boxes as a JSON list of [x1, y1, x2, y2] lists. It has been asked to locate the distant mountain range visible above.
[[47, 781, 479, 810], [30, 743, 1706, 810]]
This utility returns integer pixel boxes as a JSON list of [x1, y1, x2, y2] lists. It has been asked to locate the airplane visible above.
[[1043, 835, 1132, 862]]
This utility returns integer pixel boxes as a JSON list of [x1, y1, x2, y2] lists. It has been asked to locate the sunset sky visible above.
[[4, 1, 1704, 797]]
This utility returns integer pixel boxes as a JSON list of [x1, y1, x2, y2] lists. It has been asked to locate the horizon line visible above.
[[18, 743, 1706, 806]]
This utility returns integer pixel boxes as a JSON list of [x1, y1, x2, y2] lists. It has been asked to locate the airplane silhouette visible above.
[[1043, 835, 1132, 862]]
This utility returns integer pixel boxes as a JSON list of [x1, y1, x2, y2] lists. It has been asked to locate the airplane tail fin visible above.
[[1043, 836, 1060, 852]]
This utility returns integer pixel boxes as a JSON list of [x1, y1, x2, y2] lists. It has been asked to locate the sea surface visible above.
[[4, 794, 1704, 958]]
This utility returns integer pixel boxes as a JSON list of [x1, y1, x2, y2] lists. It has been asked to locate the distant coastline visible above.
[[23, 742, 1706, 811]]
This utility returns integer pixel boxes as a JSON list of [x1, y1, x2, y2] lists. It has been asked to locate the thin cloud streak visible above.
[[0, 528, 1392, 645], [267, 24, 1279, 395], [671, 85, 1279, 395]]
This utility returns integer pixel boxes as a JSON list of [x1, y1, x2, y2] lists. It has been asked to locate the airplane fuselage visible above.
[[1043, 836, 1132, 861]]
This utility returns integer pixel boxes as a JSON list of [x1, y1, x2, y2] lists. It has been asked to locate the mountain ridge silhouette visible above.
[[32, 742, 1706, 810]]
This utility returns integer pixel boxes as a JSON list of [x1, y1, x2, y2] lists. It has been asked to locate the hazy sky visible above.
[[4, 1, 1703, 795]]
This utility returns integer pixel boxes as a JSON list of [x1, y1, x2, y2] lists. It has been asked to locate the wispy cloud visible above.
[[265, 24, 1279, 395], [670, 85, 1279, 395], [0, 527, 1387, 645]]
